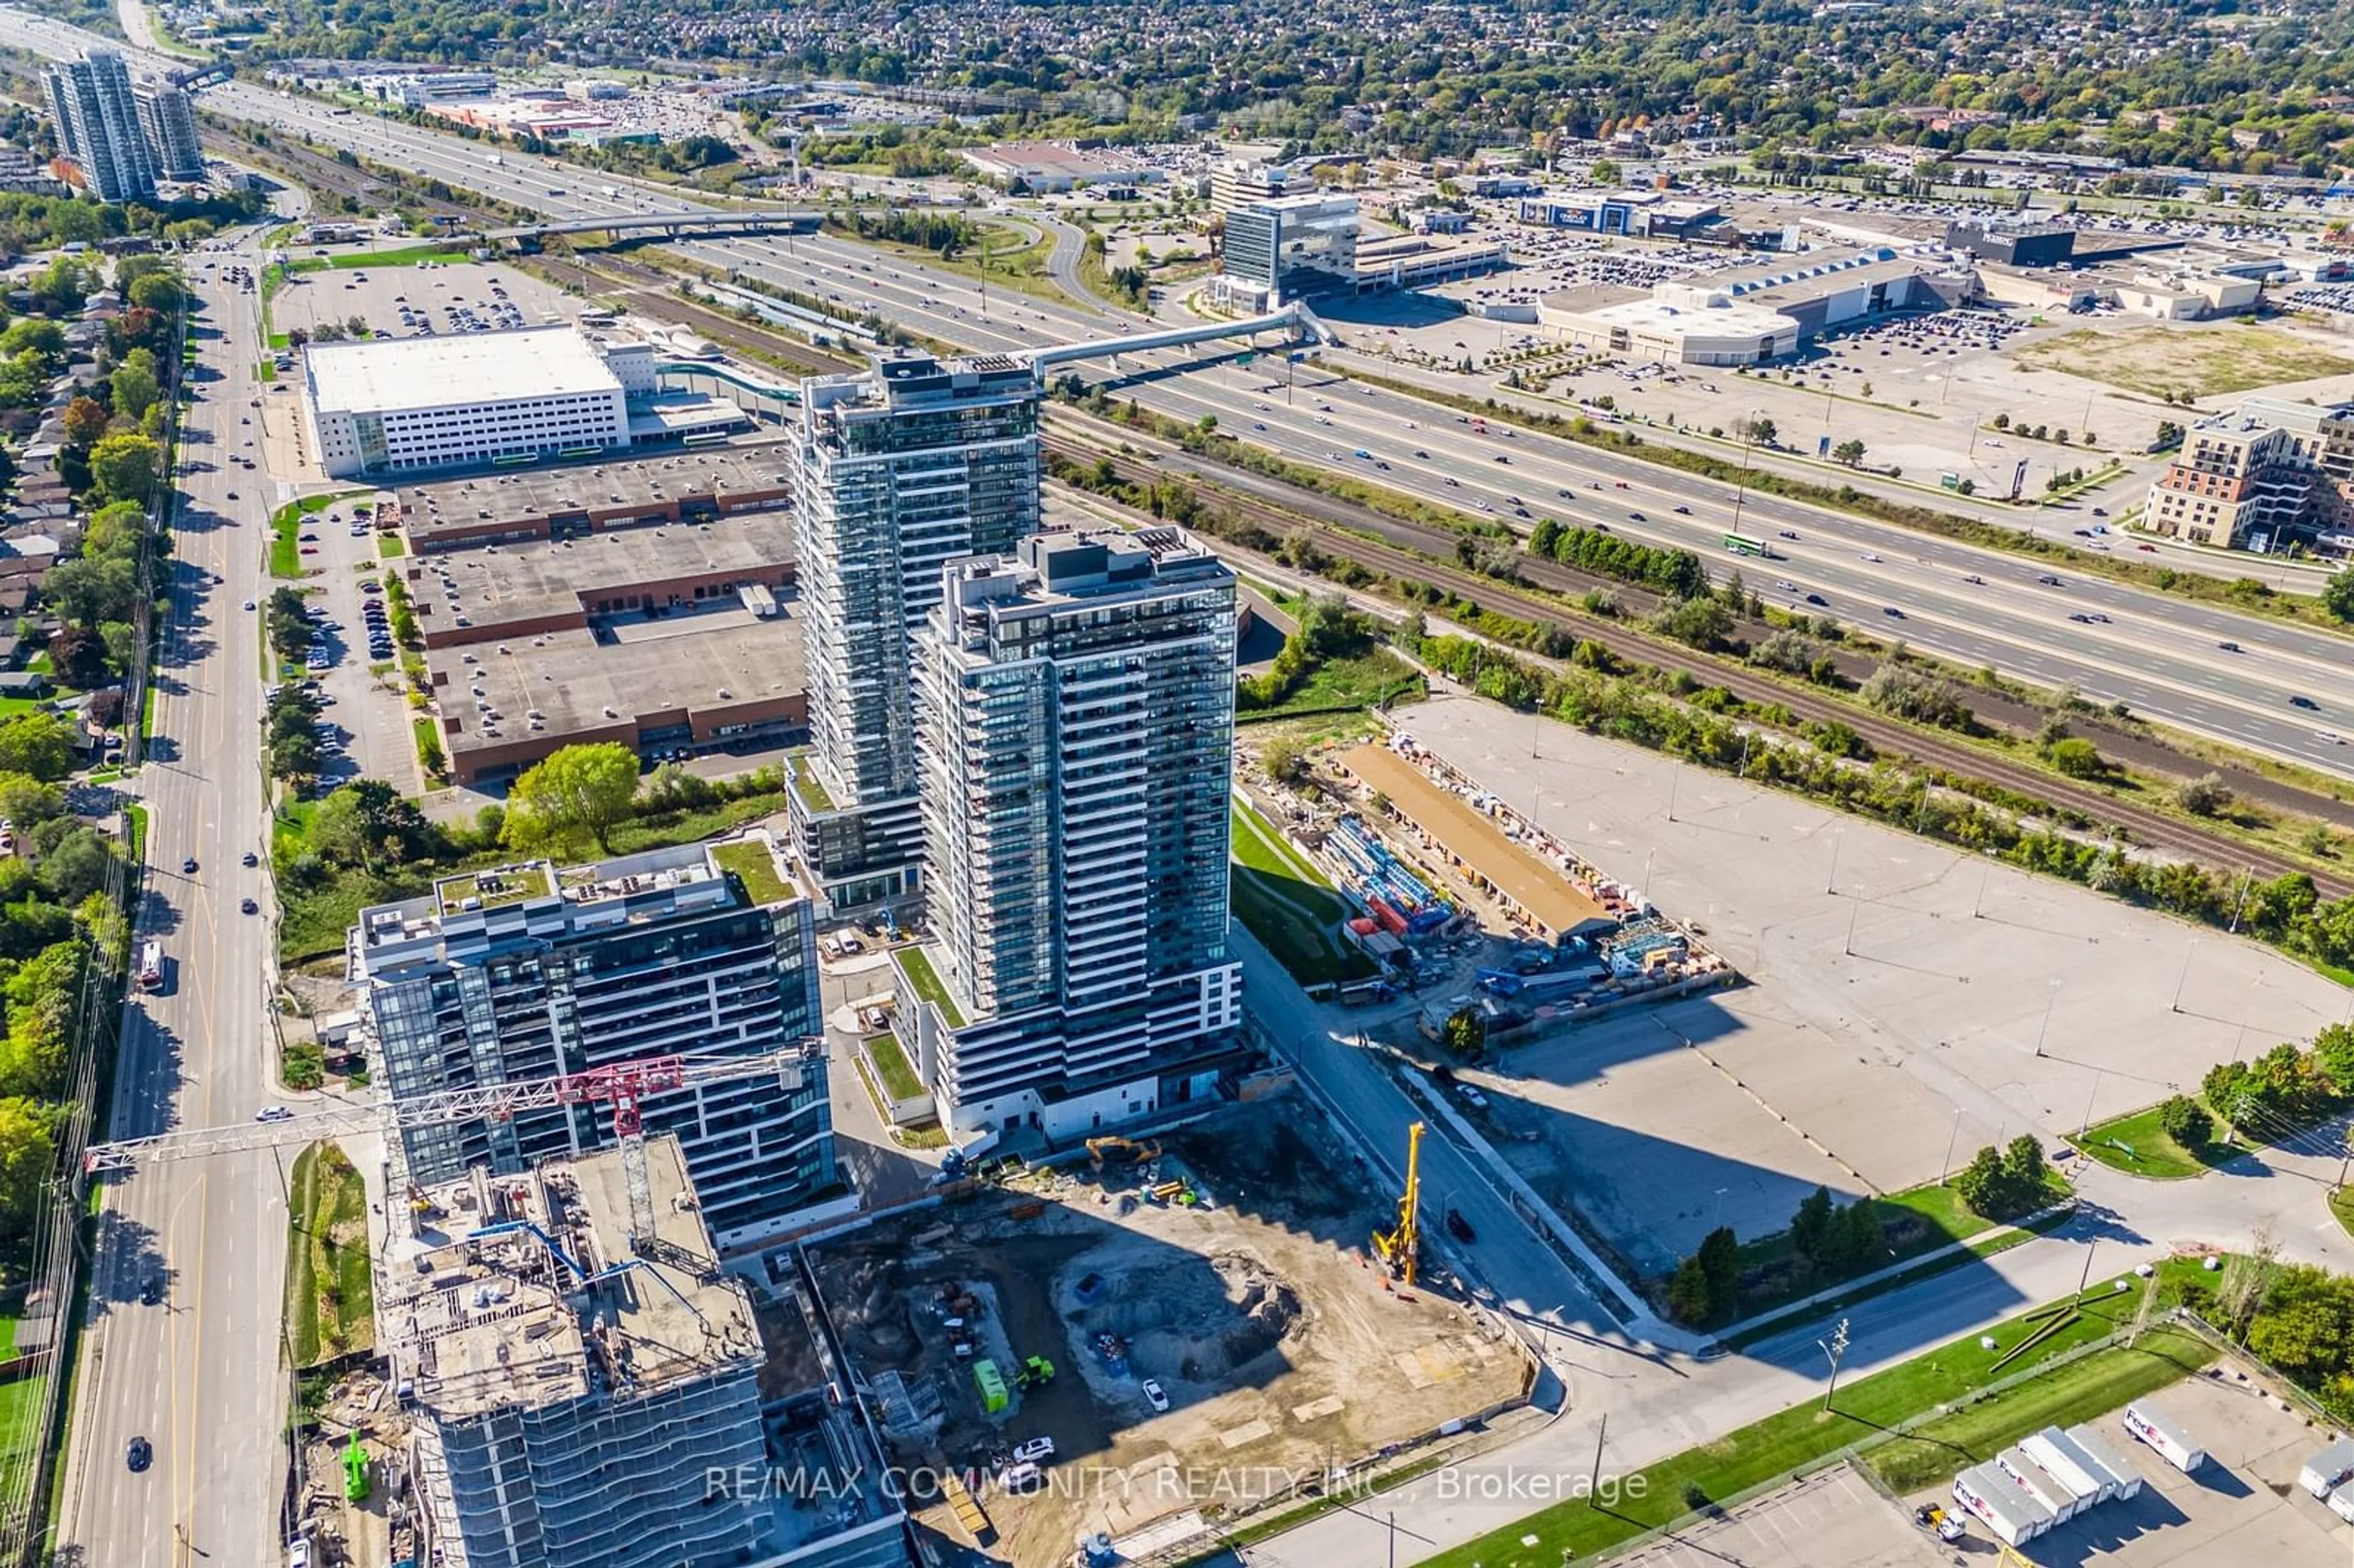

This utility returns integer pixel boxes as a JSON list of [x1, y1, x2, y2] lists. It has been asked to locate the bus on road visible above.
[[1724, 532, 1774, 558], [137, 940, 164, 992]]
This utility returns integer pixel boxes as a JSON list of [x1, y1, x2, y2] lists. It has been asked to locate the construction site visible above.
[[805, 1094, 1534, 1566]]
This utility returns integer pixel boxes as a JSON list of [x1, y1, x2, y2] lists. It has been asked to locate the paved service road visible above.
[[61, 237, 290, 1568]]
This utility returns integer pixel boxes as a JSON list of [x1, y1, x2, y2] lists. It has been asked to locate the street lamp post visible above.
[[1940, 1105, 1964, 1186], [1819, 1317, 1851, 1412]]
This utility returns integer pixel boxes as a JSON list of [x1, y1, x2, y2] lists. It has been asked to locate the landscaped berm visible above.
[[1230, 796, 1376, 986]]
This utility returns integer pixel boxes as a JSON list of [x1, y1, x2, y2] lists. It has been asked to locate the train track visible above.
[[494, 247, 2348, 896], [1049, 436, 2352, 901]]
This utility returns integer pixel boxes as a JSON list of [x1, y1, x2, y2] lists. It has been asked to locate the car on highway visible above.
[[1774, 579, 1798, 592], [243, 599, 255, 611], [181, 856, 197, 874], [242, 851, 258, 866], [1778, 530, 1800, 540], [1962, 574, 1984, 585], [1673, 504, 1691, 514], [240, 897, 258, 915], [140, 1275, 162, 1306], [2217, 641, 2240, 652], [1804, 592, 1828, 606], [2036, 574, 2062, 585], [126, 1436, 152, 1474], [1414, 449, 1429, 459], [1141, 1379, 1170, 1413], [1883, 606, 1905, 618], [1252, 422, 1265, 431], [2291, 695, 2320, 710], [2137, 543, 2159, 552], [1859, 551, 1882, 562], [2320, 731, 2344, 746]]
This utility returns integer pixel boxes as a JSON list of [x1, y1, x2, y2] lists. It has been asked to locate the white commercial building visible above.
[[301, 326, 630, 478]]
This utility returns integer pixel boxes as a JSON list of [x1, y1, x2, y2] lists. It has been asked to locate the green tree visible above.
[[126, 271, 183, 313], [2157, 1094, 2213, 1149], [1259, 733, 1309, 785], [501, 742, 642, 854], [0, 712, 74, 780], [0, 1097, 56, 1236], [88, 432, 161, 506], [1831, 438, 1867, 466], [2174, 773, 2233, 818], [0, 773, 62, 828], [109, 348, 161, 422], [2323, 569, 2354, 625], [1696, 1225, 1740, 1315], [1439, 1005, 1487, 1059], [1953, 1144, 2008, 1219], [2046, 737, 2106, 778], [309, 778, 431, 872], [2245, 1265, 2354, 1386], [1667, 1254, 1713, 1325], [36, 828, 115, 905], [1789, 1184, 1835, 1266]]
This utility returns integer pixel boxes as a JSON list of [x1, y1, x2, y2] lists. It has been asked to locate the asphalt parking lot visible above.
[[1912, 1365, 2354, 1568], [267, 256, 583, 348], [1616, 1464, 1949, 1568], [284, 498, 417, 794], [1387, 693, 2353, 1262]]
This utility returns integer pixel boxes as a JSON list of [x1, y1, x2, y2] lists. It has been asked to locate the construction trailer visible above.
[[2122, 1399, 2206, 1472]]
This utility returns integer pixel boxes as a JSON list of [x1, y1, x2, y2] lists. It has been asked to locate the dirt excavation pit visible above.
[[804, 1094, 1536, 1566], [1061, 1249, 1304, 1385]]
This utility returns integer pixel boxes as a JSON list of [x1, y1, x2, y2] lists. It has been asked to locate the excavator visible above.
[[1085, 1136, 1162, 1168]]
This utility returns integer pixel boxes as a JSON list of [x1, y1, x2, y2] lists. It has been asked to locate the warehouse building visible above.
[[958, 140, 1159, 192], [303, 327, 632, 477]]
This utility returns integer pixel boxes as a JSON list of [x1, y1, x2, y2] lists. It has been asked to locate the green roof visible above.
[[896, 943, 965, 1029], [789, 753, 835, 814]]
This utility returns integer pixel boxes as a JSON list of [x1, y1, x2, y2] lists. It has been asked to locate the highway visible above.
[[8, 11, 2342, 777], [59, 229, 291, 1564]]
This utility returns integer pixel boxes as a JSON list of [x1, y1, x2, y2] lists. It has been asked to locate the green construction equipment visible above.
[[343, 1432, 371, 1502], [973, 1357, 1009, 1414]]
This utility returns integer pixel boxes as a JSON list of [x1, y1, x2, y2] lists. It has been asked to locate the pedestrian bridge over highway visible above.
[[487, 210, 819, 246], [1023, 299, 1336, 380]]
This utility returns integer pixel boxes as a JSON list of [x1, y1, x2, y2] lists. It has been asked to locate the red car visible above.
[[299, 546, 319, 555]]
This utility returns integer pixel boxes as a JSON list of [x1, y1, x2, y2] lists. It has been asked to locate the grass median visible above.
[[2077, 1103, 2234, 1179], [284, 1143, 375, 1366]]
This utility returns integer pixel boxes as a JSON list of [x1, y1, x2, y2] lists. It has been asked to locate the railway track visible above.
[[1050, 437, 2352, 901], [497, 249, 2348, 897]]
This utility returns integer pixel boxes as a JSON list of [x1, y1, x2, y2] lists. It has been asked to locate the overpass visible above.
[[173, 61, 235, 91], [486, 210, 818, 246], [1023, 299, 1336, 381]]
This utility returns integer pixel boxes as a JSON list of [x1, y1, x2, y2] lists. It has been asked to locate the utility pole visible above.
[[1587, 1411, 1609, 1498]]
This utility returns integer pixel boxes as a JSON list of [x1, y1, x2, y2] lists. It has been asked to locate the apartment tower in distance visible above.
[[785, 351, 1041, 913], [351, 838, 835, 1252], [894, 530, 1243, 1138], [132, 80, 205, 184], [43, 50, 158, 202]]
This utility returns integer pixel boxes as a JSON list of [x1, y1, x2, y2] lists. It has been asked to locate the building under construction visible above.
[[384, 1135, 770, 1568]]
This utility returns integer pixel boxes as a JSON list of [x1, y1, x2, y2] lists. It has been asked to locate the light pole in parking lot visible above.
[[1731, 408, 1764, 538]]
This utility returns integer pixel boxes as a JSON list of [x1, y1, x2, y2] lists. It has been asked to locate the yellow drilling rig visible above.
[[1371, 1121, 1425, 1289]]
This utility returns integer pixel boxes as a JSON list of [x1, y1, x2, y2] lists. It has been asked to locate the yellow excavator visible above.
[[1086, 1136, 1162, 1168], [1371, 1122, 1425, 1288]]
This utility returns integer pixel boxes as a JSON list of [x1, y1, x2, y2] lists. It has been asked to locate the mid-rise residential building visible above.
[[385, 1136, 772, 1568], [2141, 397, 2354, 552], [896, 530, 1243, 1138], [1208, 158, 1308, 216], [352, 838, 834, 1251], [785, 351, 1041, 912], [43, 51, 156, 202], [132, 81, 204, 183], [1213, 191, 1360, 309]]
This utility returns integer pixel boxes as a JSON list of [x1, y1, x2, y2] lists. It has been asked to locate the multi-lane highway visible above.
[[50, 39, 2337, 777], [9, 11, 2342, 777], [62, 235, 289, 1566]]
